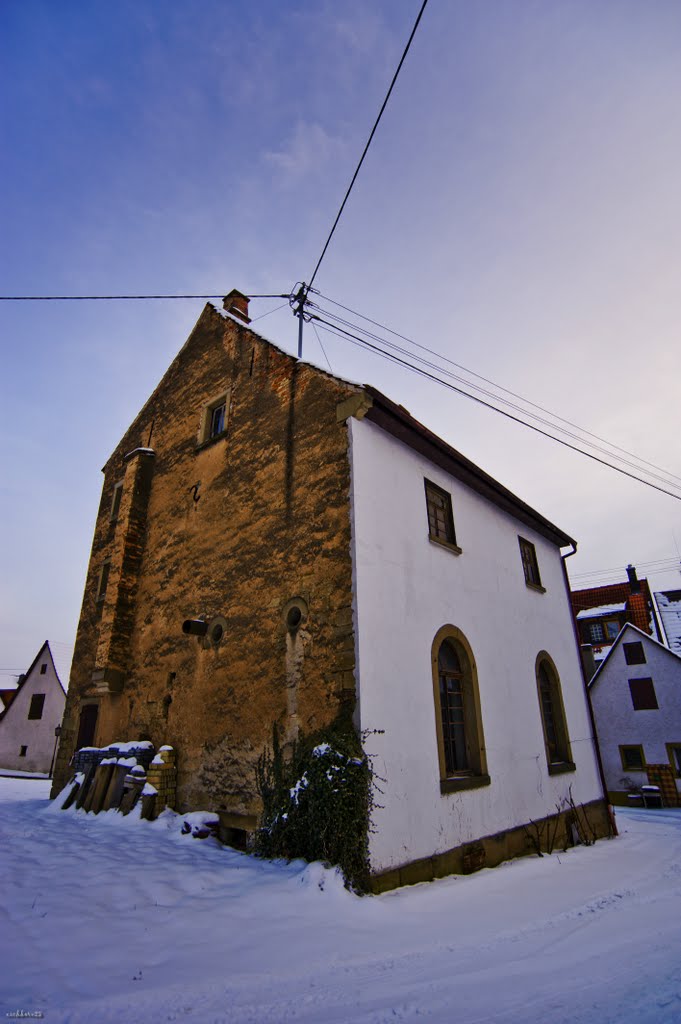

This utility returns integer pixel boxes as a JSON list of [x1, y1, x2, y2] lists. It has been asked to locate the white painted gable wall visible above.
[[348, 416, 603, 874], [590, 626, 681, 796]]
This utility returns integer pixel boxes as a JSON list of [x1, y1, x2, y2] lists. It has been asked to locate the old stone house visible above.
[[53, 291, 610, 889], [0, 641, 66, 774]]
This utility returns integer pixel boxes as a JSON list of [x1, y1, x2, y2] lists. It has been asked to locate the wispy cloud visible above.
[[264, 120, 349, 184]]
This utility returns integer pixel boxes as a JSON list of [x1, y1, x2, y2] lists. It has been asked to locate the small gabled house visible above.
[[52, 291, 611, 888], [0, 642, 66, 774], [589, 623, 681, 806]]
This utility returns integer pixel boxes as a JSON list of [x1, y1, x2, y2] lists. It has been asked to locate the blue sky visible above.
[[1, 0, 680, 680]]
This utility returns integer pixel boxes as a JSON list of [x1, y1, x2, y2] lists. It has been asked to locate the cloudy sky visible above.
[[1, 0, 680, 681]]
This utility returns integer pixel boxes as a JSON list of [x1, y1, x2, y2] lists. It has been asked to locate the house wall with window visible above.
[[348, 415, 606, 878], [589, 624, 681, 803], [0, 642, 66, 773]]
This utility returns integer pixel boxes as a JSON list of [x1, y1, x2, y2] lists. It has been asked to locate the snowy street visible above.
[[1, 777, 680, 1023]]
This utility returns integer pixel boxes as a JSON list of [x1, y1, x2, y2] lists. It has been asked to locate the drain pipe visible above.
[[561, 542, 617, 836]]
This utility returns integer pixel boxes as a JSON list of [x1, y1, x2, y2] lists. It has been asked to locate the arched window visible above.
[[535, 654, 574, 774], [432, 627, 489, 793]]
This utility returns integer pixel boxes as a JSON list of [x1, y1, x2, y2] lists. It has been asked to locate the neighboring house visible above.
[[0, 642, 66, 774], [655, 589, 681, 658], [589, 623, 681, 805], [52, 290, 610, 889], [571, 567, 661, 670]]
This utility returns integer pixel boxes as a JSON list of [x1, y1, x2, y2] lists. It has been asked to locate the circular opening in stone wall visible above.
[[286, 606, 302, 630], [211, 623, 224, 644]]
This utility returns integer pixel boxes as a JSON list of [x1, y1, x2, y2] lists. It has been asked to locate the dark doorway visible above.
[[76, 704, 99, 750]]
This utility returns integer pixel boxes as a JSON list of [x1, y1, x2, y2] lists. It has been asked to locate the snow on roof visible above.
[[576, 603, 626, 620], [655, 590, 681, 655]]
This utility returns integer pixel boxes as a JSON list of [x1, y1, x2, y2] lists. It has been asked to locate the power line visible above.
[[315, 290, 681, 490], [0, 292, 290, 301], [310, 300, 681, 495], [312, 314, 681, 503], [570, 558, 681, 581], [310, 320, 334, 373], [307, 0, 429, 290]]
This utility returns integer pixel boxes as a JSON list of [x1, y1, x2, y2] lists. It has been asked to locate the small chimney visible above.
[[222, 289, 251, 324], [626, 564, 641, 593]]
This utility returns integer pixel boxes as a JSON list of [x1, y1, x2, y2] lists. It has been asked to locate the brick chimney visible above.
[[626, 564, 640, 593], [223, 289, 251, 324]]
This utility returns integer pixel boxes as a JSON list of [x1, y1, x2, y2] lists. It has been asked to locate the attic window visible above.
[[40, 663, 47, 675], [28, 693, 45, 720], [623, 641, 646, 665], [198, 390, 231, 447], [425, 480, 460, 553], [628, 677, 658, 711], [519, 537, 543, 590]]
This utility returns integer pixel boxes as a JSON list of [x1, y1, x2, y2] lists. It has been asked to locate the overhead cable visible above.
[[310, 301, 681, 495], [315, 290, 681, 490], [311, 314, 681, 503], [0, 292, 290, 302], [307, 0, 429, 290]]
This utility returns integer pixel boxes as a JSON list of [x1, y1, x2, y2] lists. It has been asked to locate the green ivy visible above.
[[254, 711, 374, 893]]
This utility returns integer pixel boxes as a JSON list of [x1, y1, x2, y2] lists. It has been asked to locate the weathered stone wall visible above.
[[53, 304, 361, 818]]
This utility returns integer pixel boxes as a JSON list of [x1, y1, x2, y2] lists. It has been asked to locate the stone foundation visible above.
[[370, 798, 614, 894]]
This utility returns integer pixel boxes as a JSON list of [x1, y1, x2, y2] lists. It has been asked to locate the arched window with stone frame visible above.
[[535, 652, 575, 775], [431, 626, 489, 794]]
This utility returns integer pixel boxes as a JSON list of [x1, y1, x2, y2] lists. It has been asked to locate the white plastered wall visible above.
[[348, 416, 604, 874], [0, 647, 66, 773], [590, 626, 681, 796]]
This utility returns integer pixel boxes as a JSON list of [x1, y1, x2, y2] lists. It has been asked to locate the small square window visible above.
[[518, 537, 542, 589], [624, 641, 646, 665], [589, 622, 604, 643], [28, 694, 45, 720], [620, 745, 645, 771], [198, 391, 231, 446], [19, 745, 27, 757], [425, 480, 457, 548], [628, 677, 658, 711], [110, 480, 124, 522], [40, 663, 47, 675]]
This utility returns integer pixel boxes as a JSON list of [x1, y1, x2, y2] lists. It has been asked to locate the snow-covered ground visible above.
[[2, 778, 680, 1023]]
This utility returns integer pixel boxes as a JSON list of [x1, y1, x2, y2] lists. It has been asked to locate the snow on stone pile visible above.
[[1, 776, 681, 1023]]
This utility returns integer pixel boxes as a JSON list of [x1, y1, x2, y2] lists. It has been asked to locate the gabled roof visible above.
[[589, 622, 681, 689], [105, 297, 575, 549], [0, 642, 67, 722]]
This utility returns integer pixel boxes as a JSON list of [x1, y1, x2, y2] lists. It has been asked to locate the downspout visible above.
[[561, 542, 617, 836]]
